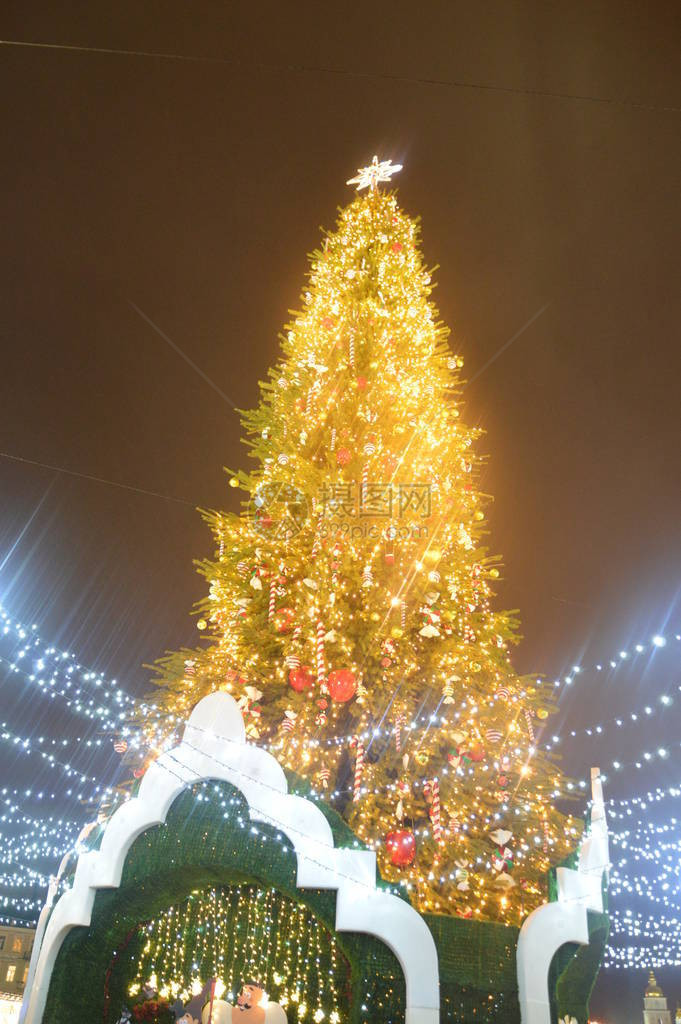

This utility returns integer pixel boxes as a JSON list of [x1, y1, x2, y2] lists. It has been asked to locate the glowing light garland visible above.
[[551, 631, 679, 689], [130, 884, 345, 1022]]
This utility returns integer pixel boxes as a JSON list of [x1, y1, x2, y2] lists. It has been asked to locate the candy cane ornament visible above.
[[351, 737, 365, 802], [395, 713, 406, 753], [316, 619, 326, 689], [268, 581, 276, 621], [427, 778, 442, 843], [311, 511, 323, 558]]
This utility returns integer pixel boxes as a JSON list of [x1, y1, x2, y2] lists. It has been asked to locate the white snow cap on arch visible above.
[[21, 691, 440, 1024]]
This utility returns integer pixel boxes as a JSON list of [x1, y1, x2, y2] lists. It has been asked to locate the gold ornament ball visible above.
[[415, 751, 428, 766], [536, 708, 549, 720], [229, 477, 239, 488], [197, 618, 207, 631], [474, 510, 485, 521], [425, 549, 441, 563], [391, 627, 404, 639], [371, 612, 381, 621], [471, 662, 481, 673], [489, 568, 500, 578]]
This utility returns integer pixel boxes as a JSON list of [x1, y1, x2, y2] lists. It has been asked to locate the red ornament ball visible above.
[[391, 241, 403, 253], [469, 744, 486, 762], [327, 668, 357, 702], [336, 447, 352, 467], [274, 607, 296, 634], [288, 665, 313, 692], [386, 829, 416, 867], [384, 552, 395, 566], [356, 376, 368, 391]]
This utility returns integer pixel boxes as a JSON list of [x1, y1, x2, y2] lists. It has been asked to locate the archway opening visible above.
[[121, 883, 350, 1021]]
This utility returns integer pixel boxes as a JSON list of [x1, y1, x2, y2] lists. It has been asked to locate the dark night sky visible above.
[[2, 3, 681, 1020]]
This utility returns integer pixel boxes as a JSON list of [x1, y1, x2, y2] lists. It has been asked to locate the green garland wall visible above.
[[41, 778, 606, 1024]]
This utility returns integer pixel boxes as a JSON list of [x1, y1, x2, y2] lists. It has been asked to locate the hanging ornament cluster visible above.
[[419, 602, 442, 637], [454, 859, 470, 891], [236, 686, 264, 739], [424, 778, 442, 843], [381, 637, 397, 668], [490, 829, 515, 887]]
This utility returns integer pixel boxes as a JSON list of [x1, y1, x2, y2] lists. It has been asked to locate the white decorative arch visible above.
[[21, 692, 440, 1024], [516, 767, 610, 1024]]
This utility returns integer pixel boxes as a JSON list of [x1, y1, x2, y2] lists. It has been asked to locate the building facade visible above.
[[643, 971, 672, 1024], [0, 926, 35, 1024]]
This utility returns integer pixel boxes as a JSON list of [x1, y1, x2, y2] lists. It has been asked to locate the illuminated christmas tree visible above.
[[149, 157, 578, 923]]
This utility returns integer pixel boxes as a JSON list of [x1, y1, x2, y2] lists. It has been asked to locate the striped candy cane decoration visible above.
[[524, 709, 536, 745], [349, 334, 355, 368], [395, 713, 406, 753], [401, 599, 406, 629], [351, 738, 365, 802], [268, 581, 276, 621], [427, 778, 442, 843], [319, 767, 330, 789], [282, 713, 296, 733], [316, 619, 326, 688], [330, 427, 337, 451], [219, 533, 224, 559], [311, 511, 323, 557]]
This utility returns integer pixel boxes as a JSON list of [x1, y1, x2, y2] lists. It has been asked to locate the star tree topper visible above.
[[346, 154, 403, 191]]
